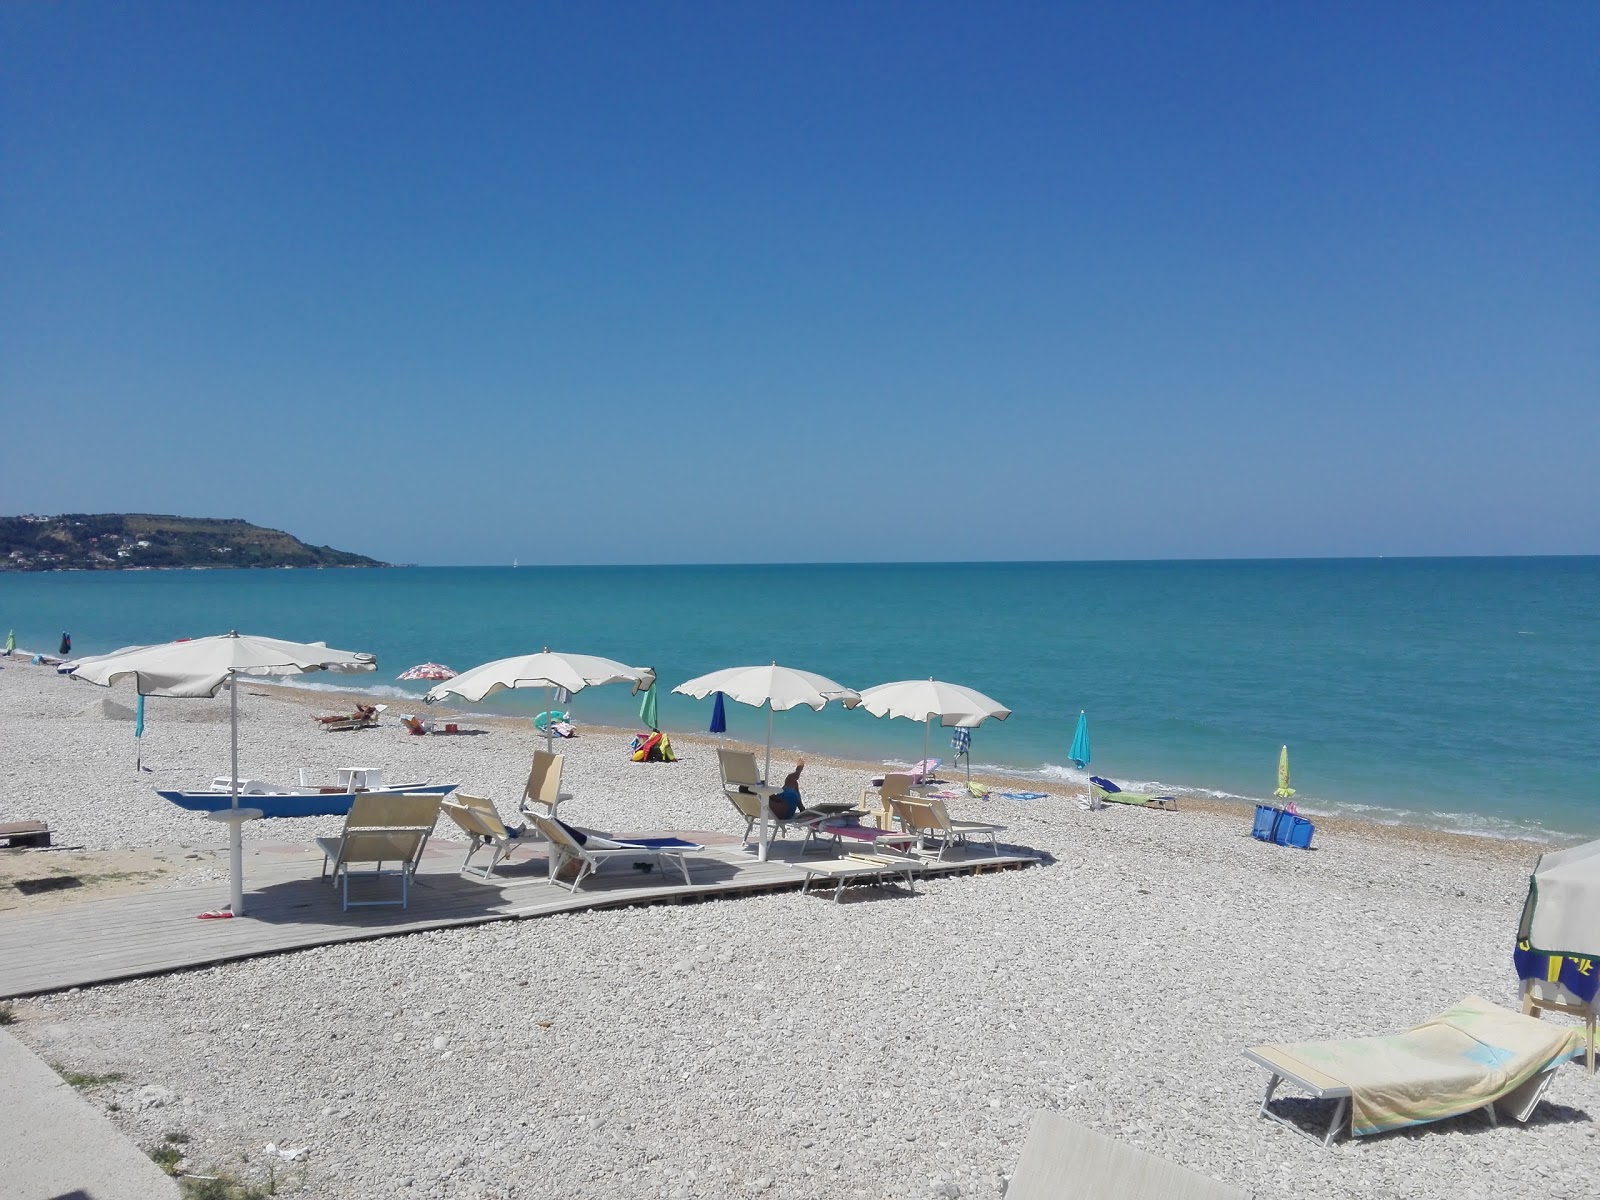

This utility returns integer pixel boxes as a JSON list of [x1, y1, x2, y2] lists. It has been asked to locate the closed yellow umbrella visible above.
[[1275, 745, 1296, 799]]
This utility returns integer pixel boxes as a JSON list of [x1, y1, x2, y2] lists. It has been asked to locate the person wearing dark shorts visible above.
[[769, 759, 807, 820]]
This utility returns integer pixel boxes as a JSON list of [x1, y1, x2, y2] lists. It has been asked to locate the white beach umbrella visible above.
[[68, 632, 376, 916], [674, 663, 861, 860], [857, 678, 1012, 781], [425, 649, 655, 752]]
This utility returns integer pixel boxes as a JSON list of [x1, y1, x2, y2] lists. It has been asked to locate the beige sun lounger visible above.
[[518, 750, 566, 823], [717, 748, 823, 844], [1008, 1111, 1248, 1199], [890, 796, 1003, 860], [798, 852, 922, 904], [858, 771, 917, 830], [530, 815, 701, 893], [1243, 995, 1586, 1146], [316, 793, 442, 911], [441, 793, 529, 881]]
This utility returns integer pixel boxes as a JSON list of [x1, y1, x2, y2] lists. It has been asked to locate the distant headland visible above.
[[0, 514, 388, 571]]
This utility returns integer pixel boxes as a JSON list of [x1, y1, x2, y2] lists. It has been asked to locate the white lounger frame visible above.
[[1242, 1048, 1569, 1147], [798, 853, 922, 904]]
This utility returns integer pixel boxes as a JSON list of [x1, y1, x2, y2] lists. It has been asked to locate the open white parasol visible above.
[[68, 632, 376, 916]]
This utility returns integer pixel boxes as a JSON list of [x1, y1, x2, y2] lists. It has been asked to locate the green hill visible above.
[[0, 514, 388, 571]]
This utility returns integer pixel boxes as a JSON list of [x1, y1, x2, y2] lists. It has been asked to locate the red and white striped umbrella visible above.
[[397, 662, 457, 681]]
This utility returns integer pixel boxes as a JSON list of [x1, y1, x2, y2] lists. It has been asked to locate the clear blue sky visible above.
[[2, 2, 1595, 565]]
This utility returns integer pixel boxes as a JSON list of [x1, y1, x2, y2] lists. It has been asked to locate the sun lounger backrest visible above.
[[348, 792, 442, 831], [440, 798, 488, 840], [880, 773, 915, 801], [442, 795, 508, 842], [524, 751, 564, 814], [333, 793, 441, 866], [529, 814, 584, 856], [727, 790, 765, 822], [455, 793, 513, 839], [891, 798, 940, 837], [718, 749, 762, 789]]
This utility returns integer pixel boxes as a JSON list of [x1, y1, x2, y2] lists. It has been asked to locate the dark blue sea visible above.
[[3, 558, 1595, 840]]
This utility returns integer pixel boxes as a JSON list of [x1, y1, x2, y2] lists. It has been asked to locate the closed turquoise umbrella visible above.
[[1069, 711, 1091, 769], [134, 693, 146, 773], [1069, 711, 1092, 808]]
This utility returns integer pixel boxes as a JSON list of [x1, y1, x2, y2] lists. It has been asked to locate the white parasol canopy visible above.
[[69, 632, 377, 916], [674, 663, 860, 860], [426, 649, 655, 752], [857, 677, 1011, 780]]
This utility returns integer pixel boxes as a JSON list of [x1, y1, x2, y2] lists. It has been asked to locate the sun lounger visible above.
[[530, 815, 701, 892], [1008, 1111, 1248, 1199], [804, 820, 919, 856], [441, 793, 528, 881], [717, 748, 823, 844], [798, 852, 922, 904], [858, 771, 917, 831], [316, 793, 442, 911], [1243, 995, 1587, 1146], [890, 796, 1003, 860], [1089, 776, 1177, 810], [869, 758, 942, 787]]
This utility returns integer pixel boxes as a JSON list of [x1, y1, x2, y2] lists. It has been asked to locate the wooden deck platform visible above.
[[0, 834, 1036, 999]]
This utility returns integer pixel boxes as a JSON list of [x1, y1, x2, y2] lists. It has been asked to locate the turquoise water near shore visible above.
[[3, 558, 1596, 840]]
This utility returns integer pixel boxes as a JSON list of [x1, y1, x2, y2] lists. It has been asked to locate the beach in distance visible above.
[[5, 556, 1598, 840]]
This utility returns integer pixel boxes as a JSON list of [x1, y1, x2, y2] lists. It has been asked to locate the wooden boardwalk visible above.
[[0, 834, 1036, 999]]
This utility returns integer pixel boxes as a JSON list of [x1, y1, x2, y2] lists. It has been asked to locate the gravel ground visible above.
[[2, 655, 1595, 1198]]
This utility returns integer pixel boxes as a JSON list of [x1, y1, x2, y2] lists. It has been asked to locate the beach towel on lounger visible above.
[[1257, 996, 1585, 1137]]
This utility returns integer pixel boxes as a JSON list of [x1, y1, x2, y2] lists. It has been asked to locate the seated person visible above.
[[769, 759, 807, 820]]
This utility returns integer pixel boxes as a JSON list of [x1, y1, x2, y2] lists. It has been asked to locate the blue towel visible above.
[[997, 790, 1049, 800], [612, 836, 700, 850]]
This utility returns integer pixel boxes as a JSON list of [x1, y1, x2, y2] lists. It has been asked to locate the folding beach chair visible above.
[[530, 815, 701, 893], [1008, 1111, 1248, 1199], [890, 797, 1003, 860], [858, 771, 916, 831], [440, 793, 528, 881], [1089, 776, 1177, 811], [717, 748, 821, 844], [316, 793, 442, 911]]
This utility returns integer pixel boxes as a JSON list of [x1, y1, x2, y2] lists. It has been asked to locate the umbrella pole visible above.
[[228, 671, 245, 917], [758, 707, 773, 862], [544, 686, 553, 756], [922, 717, 930, 774]]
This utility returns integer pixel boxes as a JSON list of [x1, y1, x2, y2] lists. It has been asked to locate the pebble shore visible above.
[[1, 655, 1594, 1198]]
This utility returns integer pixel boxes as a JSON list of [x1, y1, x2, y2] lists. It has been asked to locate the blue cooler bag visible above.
[[1251, 804, 1281, 842], [1274, 813, 1314, 849]]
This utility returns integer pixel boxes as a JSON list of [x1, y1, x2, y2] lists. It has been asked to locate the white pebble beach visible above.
[[1, 653, 1593, 1199]]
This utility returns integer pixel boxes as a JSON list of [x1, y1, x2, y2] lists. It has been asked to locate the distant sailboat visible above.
[[512, 558, 518, 569]]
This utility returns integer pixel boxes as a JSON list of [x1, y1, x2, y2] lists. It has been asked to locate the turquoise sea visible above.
[[2, 558, 1596, 841]]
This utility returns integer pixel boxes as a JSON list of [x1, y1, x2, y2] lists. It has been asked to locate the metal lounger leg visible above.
[[1259, 1073, 1282, 1119], [1322, 1097, 1348, 1147]]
